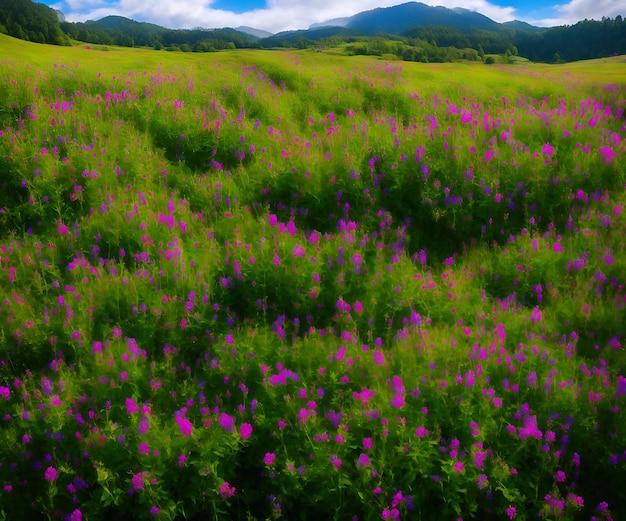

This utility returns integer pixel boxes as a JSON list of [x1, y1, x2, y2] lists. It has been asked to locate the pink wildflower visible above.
[[44, 466, 58, 481]]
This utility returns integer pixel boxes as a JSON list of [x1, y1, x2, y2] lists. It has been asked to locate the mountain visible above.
[[236, 26, 273, 38], [309, 17, 351, 29], [261, 26, 359, 47], [343, 2, 503, 34], [502, 20, 545, 33], [61, 16, 260, 49], [88, 15, 165, 36], [0, 0, 68, 45]]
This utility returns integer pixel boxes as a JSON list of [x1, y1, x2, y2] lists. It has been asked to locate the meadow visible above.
[[0, 34, 625, 520]]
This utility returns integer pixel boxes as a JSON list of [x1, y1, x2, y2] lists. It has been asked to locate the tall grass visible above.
[[0, 34, 625, 520]]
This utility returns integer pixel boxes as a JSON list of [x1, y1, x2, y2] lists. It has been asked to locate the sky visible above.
[[40, 0, 626, 34]]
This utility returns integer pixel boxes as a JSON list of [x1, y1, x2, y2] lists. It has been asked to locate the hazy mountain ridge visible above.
[[309, 17, 351, 29], [236, 26, 274, 38]]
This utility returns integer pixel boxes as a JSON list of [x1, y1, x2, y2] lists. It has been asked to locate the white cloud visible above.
[[529, 0, 626, 26], [55, 0, 626, 32], [556, 0, 626, 22]]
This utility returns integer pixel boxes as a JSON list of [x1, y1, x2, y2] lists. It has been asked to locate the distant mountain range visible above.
[[236, 26, 273, 39], [323, 3, 503, 33], [307, 3, 546, 34], [262, 2, 545, 46]]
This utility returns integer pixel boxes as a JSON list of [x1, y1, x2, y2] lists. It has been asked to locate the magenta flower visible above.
[[240, 423, 253, 439], [541, 143, 554, 158], [390, 394, 405, 409], [263, 452, 276, 466], [44, 466, 58, 481], [415, 426, 429, 438], [506, 505, 516, 519], [356, 453, 371, 468], [131, 472, 145, 490], [219, 413, 235, 432], [219, 481, 236, 498], [329, 455, 342, 469], [57, 222, 69, 236], [598, 145, 615, 163], [176, 416, 193, 436], [125, 397, 139, 414]]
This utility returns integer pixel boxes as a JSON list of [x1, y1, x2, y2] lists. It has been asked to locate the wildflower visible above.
[[150, 506, 160, 517], [390, 394, 405, 409], [69, 510, 83, 521], [176, 416, 193, 436], [528, 307, 542, 325], [415, 426, 429, 438], [567, 493, 584, 509], [57, 222, 69, 236], [475, 474, 488, 489], [363, 437, 373, 450], [125, 397, 139, 414], [596, 502, 609, 512], [44, 466, 58, 481], [474, 451, 486, 469], [372, 350, 385, 365], [329, 455, 342, 469], [131, 472, 145, 490], [138, 418, 149, 435], [263, 453, 276, 466], [598, 146, 615, 163], [138, 442, 149, 455], [506, 506, 516, 519], [541, 143, 554, 158], [219, 413, 235, 432], [219, 481, 236, 498], [240, 423, 253, 439], [356, 453, 371, 468]]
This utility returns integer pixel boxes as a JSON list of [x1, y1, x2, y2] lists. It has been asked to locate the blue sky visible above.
[[40, 0, 626, 33]]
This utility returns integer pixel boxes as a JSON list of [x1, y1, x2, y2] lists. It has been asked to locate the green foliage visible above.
[[0, 0, 68, 45], [0, 41, 624, 521]]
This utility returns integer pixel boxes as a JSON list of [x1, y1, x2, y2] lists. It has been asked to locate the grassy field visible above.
[[0, 34, 625, 520]]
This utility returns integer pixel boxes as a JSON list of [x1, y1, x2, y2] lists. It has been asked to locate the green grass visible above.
[[0, 33, 625, 520]]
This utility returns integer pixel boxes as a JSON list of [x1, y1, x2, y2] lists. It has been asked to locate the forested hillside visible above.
[[0, 0, 68, 45]]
